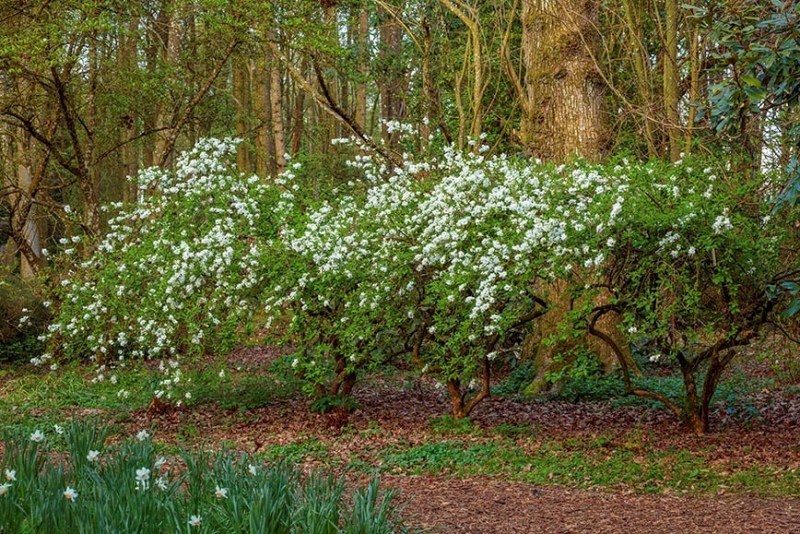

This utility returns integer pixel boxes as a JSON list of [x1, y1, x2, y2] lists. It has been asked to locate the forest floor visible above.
[[2, 344, 799, 532], [113, 345, 800, 534]]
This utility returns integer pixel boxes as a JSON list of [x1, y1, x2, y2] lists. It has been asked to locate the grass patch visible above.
[[555, 369, 776, 424], [492, 423, 538, 440], [0, 361, 153, 429], [260, 437, 332, 465], [190, 369, 302, 412], [376, 436, 799, 497], [428, 415, 481, 436]]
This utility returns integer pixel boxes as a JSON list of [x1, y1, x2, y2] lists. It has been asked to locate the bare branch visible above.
[[157, 39, 240, 168]]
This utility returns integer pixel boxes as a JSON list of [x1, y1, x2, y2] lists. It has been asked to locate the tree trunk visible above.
[[14, 159, 41, 279], [120, 14, 140, 202], [378, 3, 405, 147], [684, 17, 701, 155], [662, 0, 682, 161], [270, 56, 287, 175], [291, 58, 308, 156], [519, 0, 608, 161], [320, 3, 340, 148], [143, 1, 171, 169], [253, 47, 273, 177], [518, 0, 634, 393], [7, 125, 48, 279], [678, 356, 708, 434], [233, 58, 252, 173], [154, 6, 182, 169], [620, 0, 657, 157], [440, 0, 485, 147], [354, 8, 368, 131]]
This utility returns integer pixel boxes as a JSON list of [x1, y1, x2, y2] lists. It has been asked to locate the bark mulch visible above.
[[390, 475, 800, 534]]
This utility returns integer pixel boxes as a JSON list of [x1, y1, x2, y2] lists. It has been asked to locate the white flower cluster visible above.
[[39, 133, 775, 402], [41, 138, 281, 398], [273, 136, 631, 384], [270, 134, 778, 391]]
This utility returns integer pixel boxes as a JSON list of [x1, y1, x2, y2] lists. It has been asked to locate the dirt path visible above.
[[390, 476, 800, 533]]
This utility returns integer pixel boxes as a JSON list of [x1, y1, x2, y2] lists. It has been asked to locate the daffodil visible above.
[[0, 483, 11, 497], [135, 467, 151, 490], [214, 485, 228, 499], [30, 430, 44, 442], [87, 450, 100, 462], [63, 486, 78, 501], [4, 469, 15, 482], [188, 515, 202, 527], [136, 429, 149, 441], [135, 467, 150, 481]]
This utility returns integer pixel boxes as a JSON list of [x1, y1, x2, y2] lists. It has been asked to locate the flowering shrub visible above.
[[272, 137, 797, 425], [35, 133, 797, 430], [269, 138, 640, 416], [39, 139, 285, 396], [588, 158, 798, 433], [0, 423, 413, 533]]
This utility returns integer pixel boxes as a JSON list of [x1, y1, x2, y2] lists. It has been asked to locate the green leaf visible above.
[[741, 75, 762, 87], [783, 298, 800, 318], [780, 282, 800, 292]]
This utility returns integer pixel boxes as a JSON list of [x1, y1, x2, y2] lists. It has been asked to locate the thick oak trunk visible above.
[[519, 0, 607, 161]]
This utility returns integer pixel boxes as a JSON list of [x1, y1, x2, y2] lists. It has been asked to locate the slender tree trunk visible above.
[[354, 8, 368, 131], [145, 0, 172, 169], [621, 0, 657, 157], [8, 128, 46, 279], [291, 58, 308, 156], [270, 57, 287, 175], [662, 0, 681, 161], [86, 20, 100, 213], [678, 358, 706, 434], [254, 47, 273, 176], [14, 150, 41, 278], [378, 3, 405, 146], [233, 58, 252, 173], [120, 15, 140, 201], [321, 3, 340, 147], [155, 6, 182, 169], [0, 121, 14, 267], [684, 18, 701, 155], [440, 0, 485, 145]]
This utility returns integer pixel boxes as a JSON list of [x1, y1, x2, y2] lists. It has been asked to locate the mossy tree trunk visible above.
[[518, 0, 637, 392], [519, 0, 608, 161]]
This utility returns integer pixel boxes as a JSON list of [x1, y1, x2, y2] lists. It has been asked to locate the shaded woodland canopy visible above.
[[2, 0, 797, 272]]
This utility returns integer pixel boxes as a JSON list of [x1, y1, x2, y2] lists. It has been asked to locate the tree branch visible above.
[[311, 59, 402, 167], [157, 39, 240, 168]]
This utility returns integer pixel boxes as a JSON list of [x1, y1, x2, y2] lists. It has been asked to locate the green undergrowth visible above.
[[373, 435, 799, 497], [527, 366, 777, 427], [0, 362, 153, 430], [259, 438, 333, 466], [189, 369, 304, 412], [0, 360, 304, 431], [1, 361, 797, 499]]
